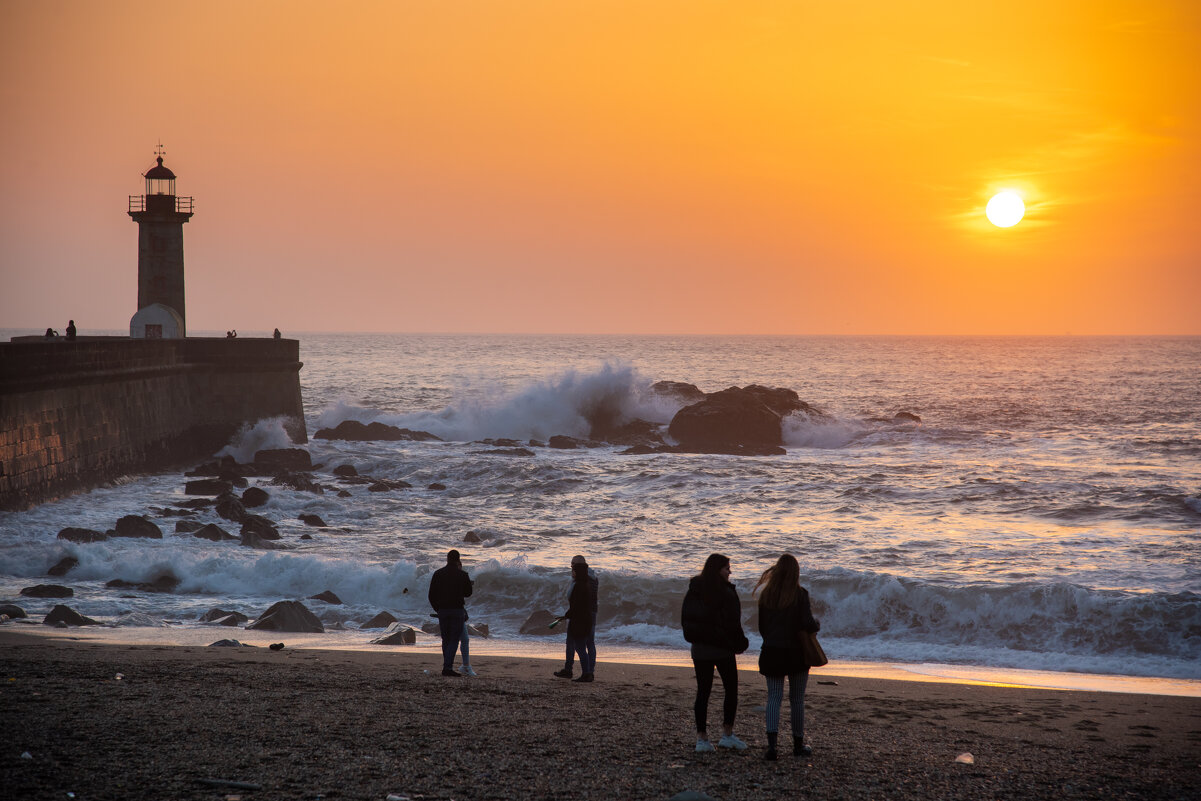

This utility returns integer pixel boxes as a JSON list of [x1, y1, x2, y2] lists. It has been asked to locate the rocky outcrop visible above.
[[652, 380, 707, 404], [20, 584, 73, 598], [270, 472, 324, 494], [308, 590, 343, 605], [44, 604, 98, 626], [247, 600, 324, 633], [332, 464, 358, 477], [57, 527, 108, 543], [667, 385, 822, 454], [0, 603, 28, 619], [299, 513, 327, 527], [313, 420, 442, 442], [105, 574, 179, 593], [175, 519, 203, 533], [240, 515, 280, 540], [240, 531, 285, 550], [215, 494, 248, 523], [112, 515, 163, 539]]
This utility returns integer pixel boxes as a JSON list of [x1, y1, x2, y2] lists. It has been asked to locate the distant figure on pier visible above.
[[66, 320, 77, 340], [44, 328, 57, 338], [273, 328, 281, 340], [226, 330, 238, 338]]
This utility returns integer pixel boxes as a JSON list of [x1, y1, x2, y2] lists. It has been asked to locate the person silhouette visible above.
[[66, 320, 77, 340]]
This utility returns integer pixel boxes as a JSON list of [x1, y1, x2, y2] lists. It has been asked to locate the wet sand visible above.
[[2, 630, 1198, 800]]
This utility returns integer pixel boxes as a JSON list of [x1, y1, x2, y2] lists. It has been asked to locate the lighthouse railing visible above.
[[128, 196, 194, 213]]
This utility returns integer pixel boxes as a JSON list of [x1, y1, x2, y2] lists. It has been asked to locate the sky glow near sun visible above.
[[0, 0, 1198, 335]]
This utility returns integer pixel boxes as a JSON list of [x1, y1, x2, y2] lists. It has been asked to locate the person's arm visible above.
[[428, 571, 440, 611], [798, 588, 820, 633], [461, 571, 473, 599]]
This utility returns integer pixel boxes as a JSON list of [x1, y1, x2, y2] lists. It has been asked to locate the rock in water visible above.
[[112, 515, 163, 539], [199, 608, 249, 625], [0, 604, 28, 619], [20, 584, 73, 598], [47, 557, 78, 577], [308, 590, 343, 604], [371, 624, 417, 645], [247, 600, 324, 633], [361, 611, 398, 629], [56, 527, 108, 543], [241, 486, 270, 508], [519, 609, 559, 635], [185, 479, 233, 496], [254, 448, 313, 472], [240, 515, 280, 540], [299, 513, 327, 527], [193, 523, 236, 542]]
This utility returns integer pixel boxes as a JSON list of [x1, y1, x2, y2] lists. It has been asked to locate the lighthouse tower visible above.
[[128, 149, 193, 338]]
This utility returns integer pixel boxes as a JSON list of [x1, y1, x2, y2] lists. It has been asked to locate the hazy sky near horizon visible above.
[[2, 1, 1198, 335]]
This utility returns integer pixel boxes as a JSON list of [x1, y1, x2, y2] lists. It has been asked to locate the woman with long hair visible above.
[[753, 553, 820, 760], [681, 553, 751, 752]]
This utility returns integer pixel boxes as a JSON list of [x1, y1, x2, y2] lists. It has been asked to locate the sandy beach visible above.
[[2, 630, 1198, 801]]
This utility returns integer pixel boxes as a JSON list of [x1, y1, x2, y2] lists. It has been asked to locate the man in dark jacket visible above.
[[428, 549, 473, 676]]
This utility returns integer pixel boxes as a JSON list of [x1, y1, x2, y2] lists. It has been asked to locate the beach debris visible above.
[[269, 642, 285, 651], [248, 600, 324, 632], [20, 751, 32, 759], [386, 794, 411, 801], [670, 792, 718, 801], [955, 752, 975, 764], [196, 778, 263, 791], [817, 680, 839, 685], [209, 639, 255, 647], [115, 673, 124, 680]]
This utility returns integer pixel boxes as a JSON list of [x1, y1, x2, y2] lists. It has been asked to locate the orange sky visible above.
[[1, 1, 1198, 335]]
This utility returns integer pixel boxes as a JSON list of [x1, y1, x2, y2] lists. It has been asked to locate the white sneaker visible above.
[[718, 734, 748, 750], [462, 665, 478, 677], [695, 738, 716, 753]]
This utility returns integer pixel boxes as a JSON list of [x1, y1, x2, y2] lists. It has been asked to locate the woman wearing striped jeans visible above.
[[754, 553, 820, 761]]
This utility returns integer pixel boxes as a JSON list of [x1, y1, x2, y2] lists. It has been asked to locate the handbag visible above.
[[799, 630, 828, 667]]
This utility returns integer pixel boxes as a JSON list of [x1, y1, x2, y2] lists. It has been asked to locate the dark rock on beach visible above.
[[247, 600, 324, 633], [56, 527, 108, 543], [309, 590, 343, 605], [0, 603, 28, 619], [43, 605, 98, 626], [299, 513, 327, 527], [361, 611, 398, 629], [20, 584, 73, 598], [199, 608, 249, 626], [371, 624, 416, 645], [314, 420, 442, 442]]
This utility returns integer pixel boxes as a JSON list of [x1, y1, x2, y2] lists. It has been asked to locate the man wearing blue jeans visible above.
[[428, 549, 473, 676], [555, 554, 598, 680]]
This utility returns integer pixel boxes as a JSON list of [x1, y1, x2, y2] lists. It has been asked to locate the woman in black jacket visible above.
[[753, 553, 820, 760], [562, 560, 596, 682], [681, 553, 750, 752]]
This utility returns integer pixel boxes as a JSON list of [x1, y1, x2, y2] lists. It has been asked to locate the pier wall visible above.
[[0, 338, 306, 511]]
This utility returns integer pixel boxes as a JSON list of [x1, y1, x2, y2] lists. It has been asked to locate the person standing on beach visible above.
[[559, 557, 596, 682], [681, 553, 750, 752], [753, 553, 820, 760], [554, 555, 598, 680], [428, 549, 473, 677]]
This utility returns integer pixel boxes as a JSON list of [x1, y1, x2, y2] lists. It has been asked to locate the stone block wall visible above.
[[0, 338, 306, 511]]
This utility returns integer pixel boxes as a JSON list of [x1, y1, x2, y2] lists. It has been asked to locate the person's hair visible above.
[[754, 553, 801, 610], [699, 553, 731, 587], [572, 561, 589, 581], [447, 549, 461, 564]]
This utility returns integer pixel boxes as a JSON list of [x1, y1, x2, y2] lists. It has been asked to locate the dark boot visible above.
[[763, 731, 778, 761], [553, 668, 573, 679], [573, 673, 594, 683], [794, 736, 812, 757]]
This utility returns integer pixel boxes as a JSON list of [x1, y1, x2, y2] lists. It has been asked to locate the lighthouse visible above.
[[128, 150, 193, 338]]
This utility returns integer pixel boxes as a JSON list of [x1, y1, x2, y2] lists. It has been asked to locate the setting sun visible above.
[[986, 192, 1026, 228]]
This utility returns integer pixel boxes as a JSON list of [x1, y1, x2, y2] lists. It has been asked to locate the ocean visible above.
[[2, 333, 1199, 685]]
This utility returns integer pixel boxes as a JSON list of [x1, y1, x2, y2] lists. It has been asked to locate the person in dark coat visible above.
[[561, 558, 596, 682], [555, 554, 599, 680], [753, 553, 820, 760], [66, 320, 77, 340], [681, 553, 750, 752], [427, 549, 473, 676]]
